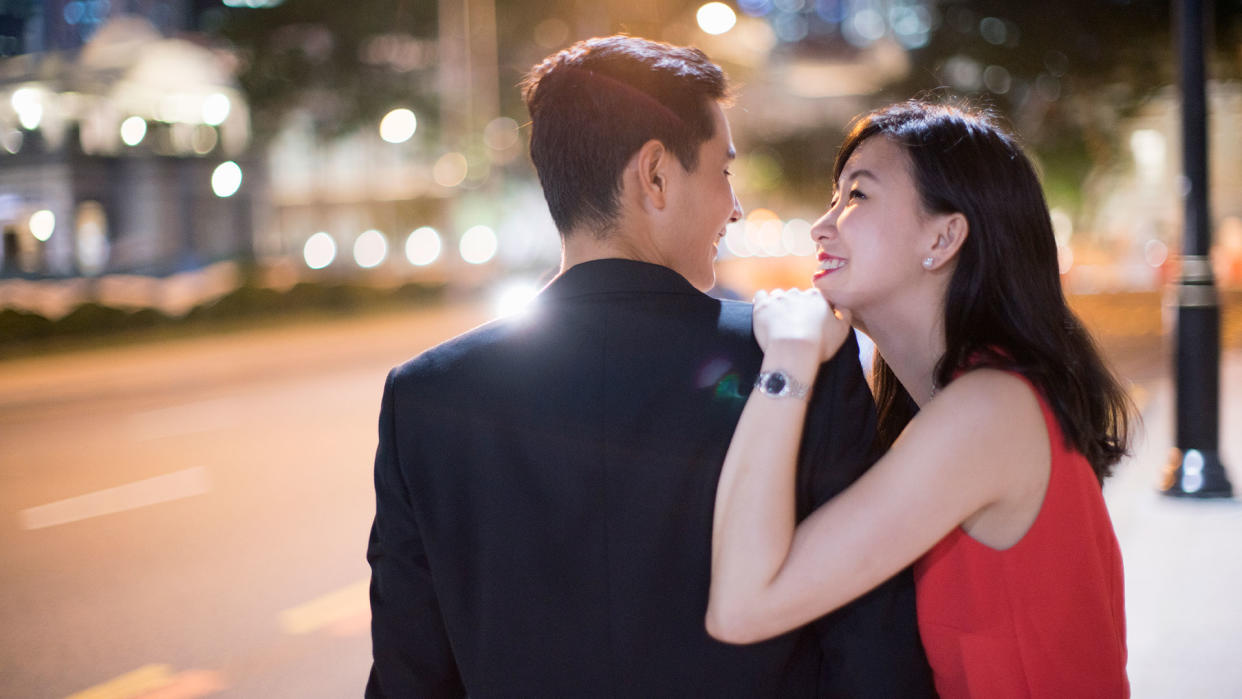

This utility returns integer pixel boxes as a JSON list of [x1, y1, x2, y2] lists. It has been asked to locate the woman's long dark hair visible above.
[[835, 99, 1133, 482]]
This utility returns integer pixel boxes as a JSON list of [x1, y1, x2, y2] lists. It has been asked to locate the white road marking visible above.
[[128, 398, 239, 441], [19, 467, 210, 530], [65, 665, 226, 699], [65, 664, 173, 699], [280, 579, 370, 635]]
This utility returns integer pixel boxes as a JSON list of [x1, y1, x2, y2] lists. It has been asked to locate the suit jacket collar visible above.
[[539, 259, 706, 301]]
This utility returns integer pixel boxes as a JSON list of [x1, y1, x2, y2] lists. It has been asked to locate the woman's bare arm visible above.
[[708, 338, 1047, 643]]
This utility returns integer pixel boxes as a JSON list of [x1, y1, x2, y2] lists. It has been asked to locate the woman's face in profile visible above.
[[809, 136, 939, 317]]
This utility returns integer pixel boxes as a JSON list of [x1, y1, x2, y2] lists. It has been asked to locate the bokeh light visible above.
[[405, 226, 442, 266], [483, 117, 520, 151], [202, 93, 231, 126], [845, 8, 886, 46], [745, 208, 783, 257], [782, 219, 816, 256], [979, 17, 1007, 45], [12, 87, 42, 130], [1145, 239, 1170, 268], [433, 152, 469, 188], [120, 116, 147, 146], [1057, 244, 1074, 275], [459, 225, 498, 264], [379, 108, 418, 144], [191, 125, 218, 154], [1049, 208, 1074, 246], [211, 161, 243, 198], [29, 209, 55, 242], [739, 0, 772, 17], [1130, 129, 1166, 183], [724, 221, 750, 258], [697, 3, 738, 35], [353, 229, 389, 268], [983, 65, 1012, 94], [75, 202, 109, 276], [303, 232, 336, 270], [533, 17, 570, 48], [2, 128, 22, 154]]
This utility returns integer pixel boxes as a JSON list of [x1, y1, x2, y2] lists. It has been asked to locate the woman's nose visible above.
[[810, 210, 836, 244]]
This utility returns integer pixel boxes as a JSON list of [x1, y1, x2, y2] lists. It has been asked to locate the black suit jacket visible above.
[[366, 259, 933, 697]]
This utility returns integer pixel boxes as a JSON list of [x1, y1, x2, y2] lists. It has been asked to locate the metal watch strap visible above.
[[753, 370, 811, 400]]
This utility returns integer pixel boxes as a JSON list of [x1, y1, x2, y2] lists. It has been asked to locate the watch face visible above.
[[764, 373, 788, 395]]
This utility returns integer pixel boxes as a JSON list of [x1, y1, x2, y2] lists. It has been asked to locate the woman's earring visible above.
[[922, 257, 935, 270]]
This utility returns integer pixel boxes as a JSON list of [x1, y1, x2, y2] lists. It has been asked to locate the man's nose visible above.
[[729, 192, 743, 223]]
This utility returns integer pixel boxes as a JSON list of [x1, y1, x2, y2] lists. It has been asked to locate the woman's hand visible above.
[[753, 288, 853, 363]]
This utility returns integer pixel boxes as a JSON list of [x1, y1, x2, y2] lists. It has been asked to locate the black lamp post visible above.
[[1162, 0, 1233, 498]]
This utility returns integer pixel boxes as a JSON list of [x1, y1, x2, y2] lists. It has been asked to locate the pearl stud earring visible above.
[[922, 257, 934, 269]]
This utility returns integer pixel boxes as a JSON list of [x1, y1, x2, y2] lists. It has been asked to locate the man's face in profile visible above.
[[656, 102, 742, 291]]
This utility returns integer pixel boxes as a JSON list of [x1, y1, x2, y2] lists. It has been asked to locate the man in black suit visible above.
[[366, 35, 933, 697]]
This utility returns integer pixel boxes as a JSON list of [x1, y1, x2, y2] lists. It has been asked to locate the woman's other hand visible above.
[[753, 288, 853, 362]]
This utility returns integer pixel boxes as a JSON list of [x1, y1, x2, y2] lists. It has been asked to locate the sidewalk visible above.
[[1106, 349, 1242, 697]]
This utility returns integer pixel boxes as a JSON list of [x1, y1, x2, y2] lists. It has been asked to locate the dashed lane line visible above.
[[65, 664, 173, 699], [280, 579, 370, 635], [63, 664, 225, 699], [19, 467, 210, 530]]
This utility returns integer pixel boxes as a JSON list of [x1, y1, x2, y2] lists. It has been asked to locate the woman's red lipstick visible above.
[[814, 251, 846, 280]]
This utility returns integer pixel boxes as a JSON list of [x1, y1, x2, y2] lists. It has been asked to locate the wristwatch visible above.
[[753, 370, 811, 400]]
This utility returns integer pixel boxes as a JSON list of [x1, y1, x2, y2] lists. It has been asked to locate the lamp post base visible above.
[[1161, 448, 1234, 498]]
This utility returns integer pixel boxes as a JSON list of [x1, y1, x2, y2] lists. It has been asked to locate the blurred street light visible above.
[[697, 3, 738, 35], [353, 229, 389, 268], [303, 232, 336, 270], [29, 209, 55, 241], [405, 227, 442, 266], [211, 161, 243, 198], [120, 116, 147, 146], [379, 108, 418, 144], [202, 93, 232, 127], [459, 225, 497, 264], [12, 87, 43, 130]]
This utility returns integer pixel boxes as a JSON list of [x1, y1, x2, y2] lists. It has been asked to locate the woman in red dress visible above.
[[707, 100, 1131, 697]]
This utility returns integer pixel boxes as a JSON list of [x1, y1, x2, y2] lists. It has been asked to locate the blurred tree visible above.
[[208, 0, 439, 142], [745, 0, 1242, 207], [0, 1, 40, 57], [207, 0, 1242, 209], [208, 0, 707, 144]]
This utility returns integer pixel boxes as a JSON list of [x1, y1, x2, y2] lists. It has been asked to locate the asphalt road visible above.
[[0, 302, 492, 698], [2, 294, 1231, 698]]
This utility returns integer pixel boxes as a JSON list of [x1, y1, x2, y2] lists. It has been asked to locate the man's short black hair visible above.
[[521, 35, 729, 236]]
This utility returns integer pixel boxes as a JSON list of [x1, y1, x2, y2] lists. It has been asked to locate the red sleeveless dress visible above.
[[913, 374, 1129, 698]]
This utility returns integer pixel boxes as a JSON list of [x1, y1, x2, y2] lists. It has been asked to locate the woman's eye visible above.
[[849, 189, 866, 201]]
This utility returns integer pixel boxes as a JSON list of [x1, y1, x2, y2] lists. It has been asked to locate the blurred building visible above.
[[1078, 82, 1242, 291], [0, 5, 253, 279]]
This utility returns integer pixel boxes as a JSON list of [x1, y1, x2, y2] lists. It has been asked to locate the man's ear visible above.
[[634, 139, 669, 211], [930, 212, 968, 264]]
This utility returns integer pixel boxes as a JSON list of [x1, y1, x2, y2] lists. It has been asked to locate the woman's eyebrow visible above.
[[840, 168, 879, 184]]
